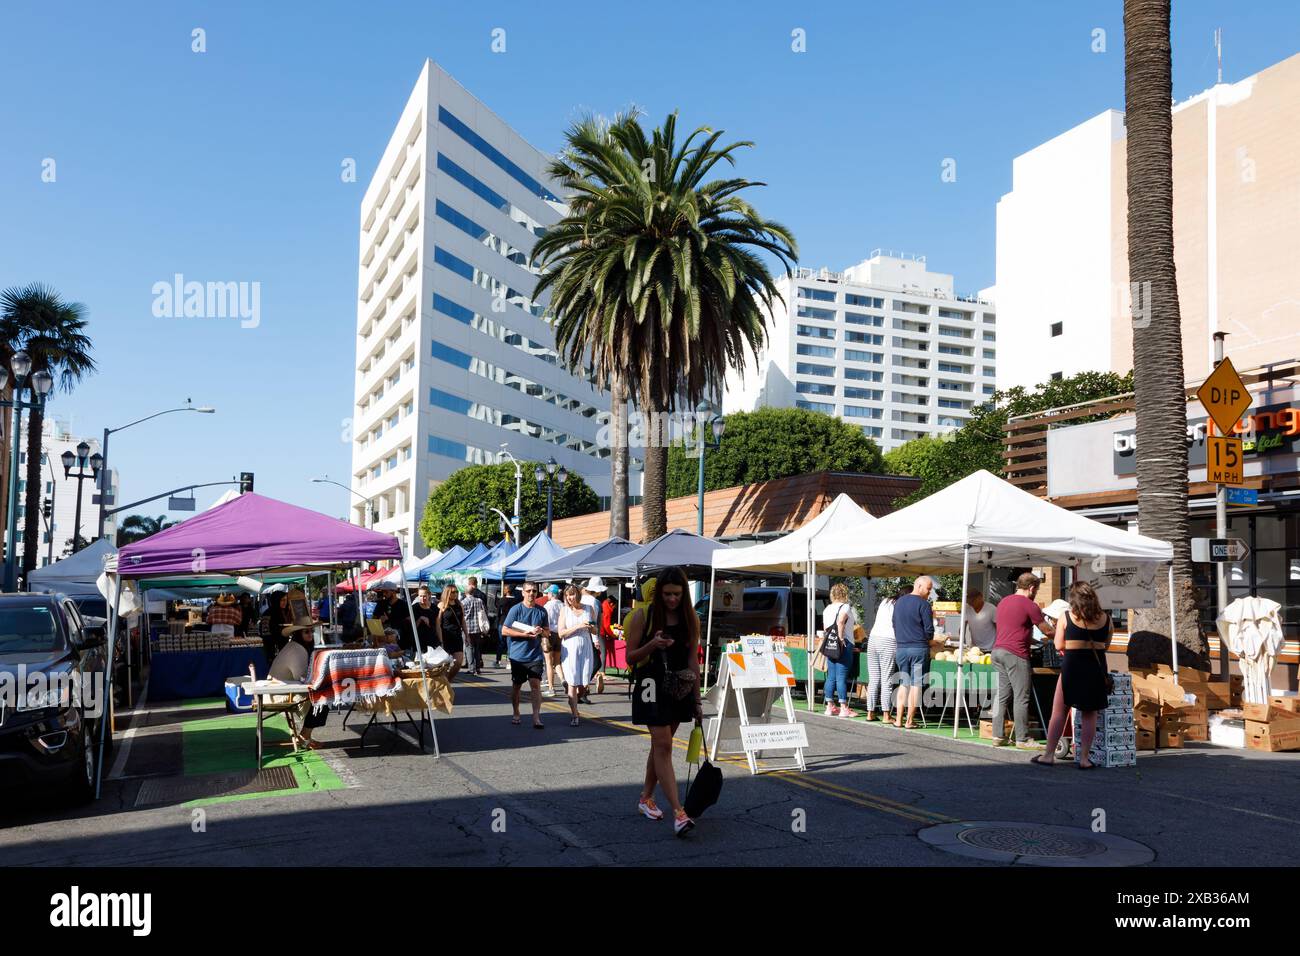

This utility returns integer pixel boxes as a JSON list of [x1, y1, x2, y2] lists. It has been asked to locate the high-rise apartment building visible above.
[[996, 51, 1300, 391], [724, 252, 997, 453], [351, 61, 609, 554], [14, 418, 118, 567]]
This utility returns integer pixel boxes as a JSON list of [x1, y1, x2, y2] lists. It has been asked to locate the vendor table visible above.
[[243, 679, 310, 766], [149, 647, 268, 700], [347, 666, 454, 749]]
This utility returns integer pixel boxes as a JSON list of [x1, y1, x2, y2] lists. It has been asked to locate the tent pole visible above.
[[703, 565, 716, 694], [96, 571, 123, 800], [954, 545, 971, 738], [1167, 563, 1178, 680], [396, 538, 440, 758], [807, 553, 816, 710]]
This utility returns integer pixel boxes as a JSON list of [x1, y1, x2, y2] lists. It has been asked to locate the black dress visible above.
[[630, 616, 697, 727], [438, 605, 465, 654], [1061, 616, 1112, 712]]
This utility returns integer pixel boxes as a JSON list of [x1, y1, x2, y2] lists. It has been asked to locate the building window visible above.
[[796, 381, 835, 396], [983, 348, 996, 360], [937, 344, 973, 356], [845, 331, 883, 345], [796, 344, 836, 358], [938, 380, 971, 392], [428, 435, 471, 461], [1050, 371, 1063, 381], [845, 349, 883, 364], [437, 106, 559, 202], [938, 308, 972, 321], [435, 152, 546, 238], [843, 387, 883, 401], [844, 368, 883, 382], [983, 314, 996, 324], [844, 312, 883, 327], [795, 400, 835, 414], [797, 324, 836, 340], [983, 384, 995, 395], [795, 362, 834, 377], [937, 361, 970, 374], [984, 368, 997, 377], [1050, 321, 1063, 337], [860, 426, 883, 438], [797, 286, 836, 302], [938, 325, 972, 339], [938, 398, 970, 409], [983, 331, 997, 342], [846, 294, 884, 309], [844, 405, 883, 419], [796, 305, 836, 321]]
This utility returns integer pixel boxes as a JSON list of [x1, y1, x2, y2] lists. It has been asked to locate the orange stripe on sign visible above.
[[728, 653, 745, 671]]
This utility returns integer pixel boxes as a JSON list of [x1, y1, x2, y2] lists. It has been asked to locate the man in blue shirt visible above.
[[502, 581, 552, 730], [891, 576, 935, 729]]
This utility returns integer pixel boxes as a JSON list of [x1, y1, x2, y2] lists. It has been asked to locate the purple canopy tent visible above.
[[101, 493, 442, 797]]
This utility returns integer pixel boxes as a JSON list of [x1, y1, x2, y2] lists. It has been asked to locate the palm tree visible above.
[[0, 284, 96, 575], [1123, 0, 1204, 664], [533, 111, 797, 540], [116, 514, 175, 547]]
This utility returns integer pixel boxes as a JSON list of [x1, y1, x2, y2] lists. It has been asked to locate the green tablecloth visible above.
[[786, 647, 996, 689]]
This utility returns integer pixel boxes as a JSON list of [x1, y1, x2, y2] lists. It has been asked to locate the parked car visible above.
[[0, 593, 111, 803], [696, 585, 830, 661]]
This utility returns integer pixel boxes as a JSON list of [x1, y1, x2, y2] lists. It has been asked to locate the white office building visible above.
[[351, 61, 610, 554], [14, 418, 118, 567], [724, 252, 997, 452], [994, 110, 1126, 391]]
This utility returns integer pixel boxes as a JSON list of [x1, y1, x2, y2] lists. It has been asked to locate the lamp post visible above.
[[497, 444, 523, 540], [690, 403, 725, 536], [61, 441, 102, 555], [311, 476, 377, 528], [2, 353, 55, 589], [534, 456, 568, 538], [97, 402, 215, 540]]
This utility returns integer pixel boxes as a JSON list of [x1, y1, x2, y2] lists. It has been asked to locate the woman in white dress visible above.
[[557, 584, 595, 726]]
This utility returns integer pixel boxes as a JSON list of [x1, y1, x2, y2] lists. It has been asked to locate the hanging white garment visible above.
[[1217, 596, 1284, 705]]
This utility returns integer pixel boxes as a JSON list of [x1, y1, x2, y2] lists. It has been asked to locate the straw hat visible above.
[[583, 577, 607, 594], [215, 593, 237, 606]]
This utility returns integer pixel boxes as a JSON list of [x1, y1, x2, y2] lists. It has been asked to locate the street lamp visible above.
[[690, 402, 725, 536], [535, 456, 568, 538], [97, 402, 216, 539], [61, 440, 102, 555], [497, 443, 523, 540], [2, 352, 56, 588], [311, 476, 377, 527]]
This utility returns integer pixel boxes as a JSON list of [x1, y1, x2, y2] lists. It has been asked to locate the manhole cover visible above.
[[957, 826, 1106, 858], [919, 821, 1154, 867], [134, 766, 298, 807]]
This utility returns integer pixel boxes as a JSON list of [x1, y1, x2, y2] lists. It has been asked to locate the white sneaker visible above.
[[541, 688, 556, 699], [824, 703, 836, 717], [673, 810, 695, 837]]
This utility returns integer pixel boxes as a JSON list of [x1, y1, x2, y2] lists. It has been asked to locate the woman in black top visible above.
[[1036, 581, 1112, 769], [625, 566, 702, 836], [436, 584, 467, 680]]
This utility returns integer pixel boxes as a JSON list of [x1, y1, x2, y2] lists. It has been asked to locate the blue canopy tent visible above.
[[532, 536, 640, 582], [572, 528, 730, 579], [462, 538, 517, 575], [492, 531, 570, 582], [442, 541, 493, 574], [416, 544, 469, 582]]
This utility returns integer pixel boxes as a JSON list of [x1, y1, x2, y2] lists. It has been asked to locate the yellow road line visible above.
[[474, 682, 952, 826]]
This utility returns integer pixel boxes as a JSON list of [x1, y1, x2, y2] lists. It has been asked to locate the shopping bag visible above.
[[684, 759, 722, 819]]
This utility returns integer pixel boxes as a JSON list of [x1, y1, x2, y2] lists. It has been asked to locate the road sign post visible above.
[[1191, 537, 1250, 563], [1197, 339, 1251, 681]]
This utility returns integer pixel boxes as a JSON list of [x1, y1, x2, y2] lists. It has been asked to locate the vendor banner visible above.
[[1079, 559, 1160, 609]]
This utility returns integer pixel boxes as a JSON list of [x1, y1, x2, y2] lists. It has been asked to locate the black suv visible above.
[[0, 593, 110, 803]]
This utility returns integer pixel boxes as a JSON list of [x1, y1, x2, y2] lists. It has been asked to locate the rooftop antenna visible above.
[[1215, 27, 1222, 84]]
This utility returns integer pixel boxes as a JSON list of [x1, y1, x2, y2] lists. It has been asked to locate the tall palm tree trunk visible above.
[[609, 370, 629, 540], [1124, 0, 1205, 666], [21, 392, 44, 575], [641, 409, 668, 541], [0, 380, 11, 568]]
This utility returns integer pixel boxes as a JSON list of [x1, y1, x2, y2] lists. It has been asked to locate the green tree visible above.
[[116, 514, 176, 547], [665, 407, 883, 498], [885, 370, 1134, 505], [418, 461, 600, 552], [0, 283, 96, 572], [533, 111, 796, 543]]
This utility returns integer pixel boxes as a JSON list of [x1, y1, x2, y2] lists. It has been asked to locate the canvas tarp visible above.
[[28, 538, 117, 597], [711, 493, 877, 574]]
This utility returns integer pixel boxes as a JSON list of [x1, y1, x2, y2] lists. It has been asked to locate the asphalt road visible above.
[[3, 668, 1298, 866]]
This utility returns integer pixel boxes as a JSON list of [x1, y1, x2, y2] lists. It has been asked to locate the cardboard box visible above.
[[1245, 719, 1300, 753], [979, 719, 1003, 740], [1243, 702, 1298, 723], [1268, 694, 1300, 714], [1136, 712, 1157, 732], [1158, 728, 1184, 749], [1198, 682, 1233, 711], [1136, 728, 1157, 751], [1183, 723, 1208, 742]]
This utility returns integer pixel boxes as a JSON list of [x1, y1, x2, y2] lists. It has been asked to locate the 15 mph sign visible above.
[[1192, 537, 1250, 563]]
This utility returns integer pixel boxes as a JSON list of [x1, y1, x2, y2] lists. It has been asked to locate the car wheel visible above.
[[1054, 737, 1072, 761], [66, 722, 98, 805]]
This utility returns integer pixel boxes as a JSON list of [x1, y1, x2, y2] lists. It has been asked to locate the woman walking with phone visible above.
[[625, 566, 701, 837]]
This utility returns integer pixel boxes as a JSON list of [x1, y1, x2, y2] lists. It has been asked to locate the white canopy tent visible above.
[[27, 538, 117, 597], [376, 550, 443, 588], [707, 493, 879, 696], [809, 470, 1175, 735]]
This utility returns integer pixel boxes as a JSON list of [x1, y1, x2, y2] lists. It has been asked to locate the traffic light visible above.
[[42, 497, 52, 519], [239, 472, 254, 494]]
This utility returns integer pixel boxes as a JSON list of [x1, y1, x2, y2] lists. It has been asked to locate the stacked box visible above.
[[1075, 678, 1139, 767], [1107, 692, 1134, 712]]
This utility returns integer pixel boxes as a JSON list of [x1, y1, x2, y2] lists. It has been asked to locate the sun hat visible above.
[[215, 593, 237, 606], [583, 577, 607, 594]]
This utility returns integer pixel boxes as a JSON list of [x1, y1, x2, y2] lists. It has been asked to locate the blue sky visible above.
[[1, 0, 1296, 523]]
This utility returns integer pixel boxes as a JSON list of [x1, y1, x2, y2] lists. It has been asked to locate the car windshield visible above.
[[0, 606, 63, 654]]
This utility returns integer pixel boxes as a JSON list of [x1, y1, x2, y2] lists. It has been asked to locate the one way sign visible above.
[[1192, 537, 1250, 563]]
